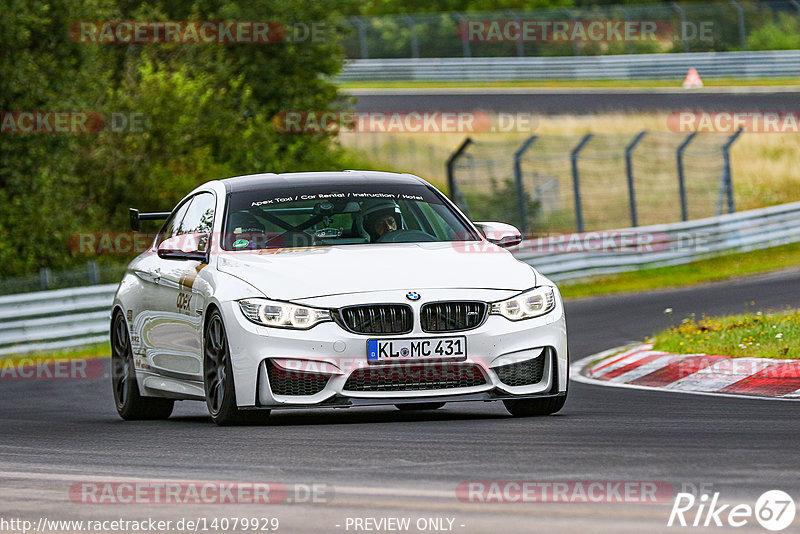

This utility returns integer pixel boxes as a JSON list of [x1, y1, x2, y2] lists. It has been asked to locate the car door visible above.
[[131, 198, 193, 371], [146, 192, 216, 382]]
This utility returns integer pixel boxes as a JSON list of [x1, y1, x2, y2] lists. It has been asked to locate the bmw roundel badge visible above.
[[406, 291, 421, 301]]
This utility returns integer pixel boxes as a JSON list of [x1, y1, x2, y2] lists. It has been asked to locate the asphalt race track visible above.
[[2, 269, 800, 533], [345, 87, 800, 114]]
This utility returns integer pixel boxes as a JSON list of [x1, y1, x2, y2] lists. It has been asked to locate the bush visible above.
[[748, 13, 800, 51]]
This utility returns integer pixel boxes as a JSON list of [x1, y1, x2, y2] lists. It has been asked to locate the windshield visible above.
[[222, 182, 480, 250]]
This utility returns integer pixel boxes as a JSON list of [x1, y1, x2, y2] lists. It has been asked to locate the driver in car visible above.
[[363, 204, 401, 241], [371, 212, 397, 237]]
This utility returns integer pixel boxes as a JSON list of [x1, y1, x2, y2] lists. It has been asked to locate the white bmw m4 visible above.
[[111, 171, 568, 425]]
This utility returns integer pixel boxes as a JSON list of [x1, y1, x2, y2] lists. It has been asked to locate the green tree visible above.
[[357, 0, 571, 15], [0, 0, 113, 275], [1, 0, 356, 277]]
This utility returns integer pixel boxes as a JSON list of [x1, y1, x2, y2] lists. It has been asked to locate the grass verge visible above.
[[651, 310, 800, 359], [4, 342, 111, 363], [559, 241, 800, 299]]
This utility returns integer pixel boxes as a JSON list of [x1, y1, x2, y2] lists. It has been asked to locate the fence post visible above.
[[513, 136, 538, 233], [506, 10, 525, 57], [402, 15, 420, 58], [619, 7, 636, 54], [452, 13, 472, 57], [446, 137, 473, 213], [561, 8, 581, 56], [722, 128, 743, 214], [730, 0, 747, 50], [676, 132, 698, 222], [350, 17, 369, 59], [571, 134, 593, 232], [87, 261, 100, 285], [625, 131, 647, 227], [39, 268, 52, 290], [671, 3, 690, 52]]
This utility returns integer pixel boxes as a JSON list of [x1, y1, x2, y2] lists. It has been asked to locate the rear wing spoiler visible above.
[[129, 208, 170, 231]]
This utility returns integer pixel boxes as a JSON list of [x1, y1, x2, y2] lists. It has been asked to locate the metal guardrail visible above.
[[517, 200, 800, 281], [339, 50, 800, 81], [3, 200, 800, 355], [0, 284, 116, 356]]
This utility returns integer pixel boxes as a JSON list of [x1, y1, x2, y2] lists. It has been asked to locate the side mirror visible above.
[[474, 222, 522, 249], [157, 233, 209, 261]]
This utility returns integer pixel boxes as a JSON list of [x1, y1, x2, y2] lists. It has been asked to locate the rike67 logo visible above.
[[668, 490, 796, 531]]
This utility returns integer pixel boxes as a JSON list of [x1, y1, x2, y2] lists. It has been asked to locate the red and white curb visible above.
[[571, 344, 800, 400]]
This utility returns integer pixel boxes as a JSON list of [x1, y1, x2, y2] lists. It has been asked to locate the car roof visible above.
[[219, 170, 426, 193]]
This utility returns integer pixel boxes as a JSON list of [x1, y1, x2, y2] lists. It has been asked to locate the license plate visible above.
[[367, 337, 467, 364]]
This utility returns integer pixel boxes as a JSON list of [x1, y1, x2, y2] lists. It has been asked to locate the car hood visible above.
[[216, 242, 536, 301]]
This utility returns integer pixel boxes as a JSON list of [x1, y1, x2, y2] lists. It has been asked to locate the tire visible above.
[[111, 312, 174, 421], [203, 310, 269, 426], [503, 395, 566, 417], [395, 402, 446, 411]]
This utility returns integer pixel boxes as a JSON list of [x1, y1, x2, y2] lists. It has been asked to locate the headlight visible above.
[[238, 298, 332, 329], [490, 286, 556, 321]]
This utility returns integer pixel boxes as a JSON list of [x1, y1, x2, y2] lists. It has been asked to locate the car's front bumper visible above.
[[221, 289, 568, 409]]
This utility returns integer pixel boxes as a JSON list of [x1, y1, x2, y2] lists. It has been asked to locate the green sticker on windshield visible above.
[[232, 239, 249, 248]]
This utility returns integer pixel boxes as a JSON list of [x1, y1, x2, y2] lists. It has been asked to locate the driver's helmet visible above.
[[357, 199, 402, 241]]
